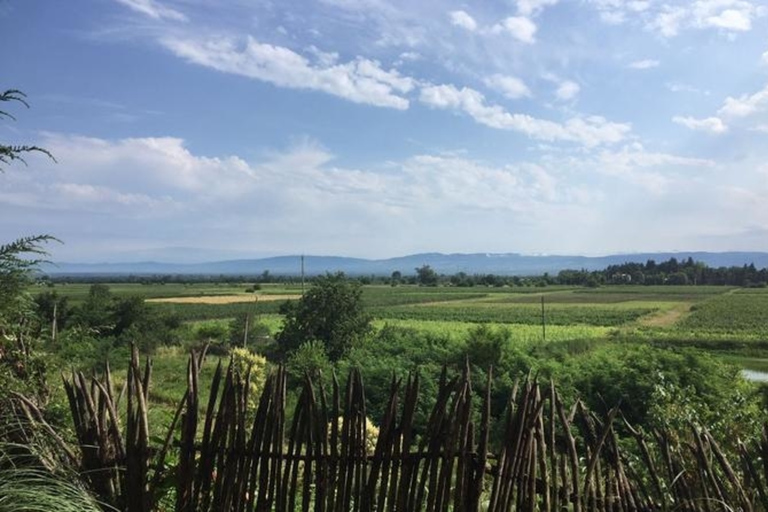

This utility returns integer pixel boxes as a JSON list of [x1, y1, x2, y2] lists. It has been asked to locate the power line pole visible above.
[[301, 254, 305, 294]]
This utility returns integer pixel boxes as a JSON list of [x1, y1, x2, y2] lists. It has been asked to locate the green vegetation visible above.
[[679, 290, 768, 334], [277, 273, 372, 360]]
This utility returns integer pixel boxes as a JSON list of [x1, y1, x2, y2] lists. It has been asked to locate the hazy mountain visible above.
[[41, 252, 768, 277]]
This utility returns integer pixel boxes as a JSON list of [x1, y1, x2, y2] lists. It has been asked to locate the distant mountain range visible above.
[[41, 252, 768, 277]]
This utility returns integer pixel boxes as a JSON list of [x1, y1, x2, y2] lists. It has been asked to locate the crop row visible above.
[[488, 292, 713, 304], [679, 292, 768, 332], [148, 300, 284, 321], [371, 318, 613, 342], [361, 288, 488, 307], [371, 303, 656, 326]]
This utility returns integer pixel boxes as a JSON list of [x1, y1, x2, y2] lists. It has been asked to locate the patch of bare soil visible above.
[[637, 302, 693, 328]]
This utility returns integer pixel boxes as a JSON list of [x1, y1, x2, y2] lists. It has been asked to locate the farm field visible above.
[[28, 280, 768, 444], [42, 281, 768, 353]]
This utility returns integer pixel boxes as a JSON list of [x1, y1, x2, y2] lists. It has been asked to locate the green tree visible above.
[[277, 272, 371, 360], [415, 264, 439, 286]]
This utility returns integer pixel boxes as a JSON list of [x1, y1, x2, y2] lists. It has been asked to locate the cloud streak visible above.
[[419, 83, 629, 147], [163, 36, 415, 110]]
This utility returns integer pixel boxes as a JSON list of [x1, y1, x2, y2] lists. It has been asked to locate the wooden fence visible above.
[[11, 347, 768, 511]]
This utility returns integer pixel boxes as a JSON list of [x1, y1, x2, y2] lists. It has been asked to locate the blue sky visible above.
[[2, 0, 768, 262]]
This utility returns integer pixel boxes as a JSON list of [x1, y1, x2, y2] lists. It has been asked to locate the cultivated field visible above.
[[43, 281, 768, 352]]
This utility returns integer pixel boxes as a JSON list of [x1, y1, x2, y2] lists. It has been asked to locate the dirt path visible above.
[[636, 302, 693, 328], [146, 294, 300, 305]]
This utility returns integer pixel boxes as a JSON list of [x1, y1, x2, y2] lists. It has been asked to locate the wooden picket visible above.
[[43, 350, 768, 511]]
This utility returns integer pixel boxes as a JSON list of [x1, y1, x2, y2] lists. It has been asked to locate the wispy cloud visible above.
[[419, 83, 628, 147], [114, 0, 187, 22], [555, 80, 580, 101], [162, 36, 415, 109], [628, 59, 659, 69], [718, 83, 768, 118], [449, 10, 477, 31], [672, 115, 728, 134], [484, 74, 531, 99], [490, 16, 537, 44], [589, 0, 764, 36], [516, 0, 559, 17]]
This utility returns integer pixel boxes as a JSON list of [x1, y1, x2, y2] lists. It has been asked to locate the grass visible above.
[[372, 318, 613, 342]]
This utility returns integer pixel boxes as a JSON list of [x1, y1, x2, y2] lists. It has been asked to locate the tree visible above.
[[0, 89, 54, 170], [415, 264, 439, 286], [0, 90, 56, 403], [277, 273, 371, 360]]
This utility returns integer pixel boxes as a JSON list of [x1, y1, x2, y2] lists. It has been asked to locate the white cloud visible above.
[[484, 74, 531, 99], [2, 132, 612, 259], [763, 50, 768, 65], [419, 83, 629, 146], [718, 83, 768, 117], [666, 82, 710, 95], [628, 59, 659, 69], [595, 143, 716, 193], [692, 0, 756, 31], [589, 0, 652, 25], [651, 6, 687, 36], [704, 8, 752, 30], [555, 80, 580, 101], [491, 16, 537, 44], [646, 0, 762, 36], [162, 36, 414, 110], [672, 115, 728, 134], [517, 0, 559, 17], [114, 0, 187, 22], [449, 10, 478, 31]]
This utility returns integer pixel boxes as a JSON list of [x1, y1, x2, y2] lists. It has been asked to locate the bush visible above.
[[277, 273, 371, 361], [231, 347, 269, 412]]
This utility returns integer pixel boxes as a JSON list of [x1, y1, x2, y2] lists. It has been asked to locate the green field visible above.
[[42, 281, 768, 352], [28, 280, 768, 443]]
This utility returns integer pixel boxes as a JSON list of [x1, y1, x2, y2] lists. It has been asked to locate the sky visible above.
[[2, 0, 768, 262]]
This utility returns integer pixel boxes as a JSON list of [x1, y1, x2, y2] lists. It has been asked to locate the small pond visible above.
[[742, 369, 768, 383]]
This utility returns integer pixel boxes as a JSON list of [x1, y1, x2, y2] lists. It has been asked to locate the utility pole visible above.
[[301, 254, 305, 294], [541, 296, 546, 342], [51, 301, 58, 344]]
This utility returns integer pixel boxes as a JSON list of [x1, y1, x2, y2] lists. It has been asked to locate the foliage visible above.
[[415, 264, 439, 286], [277, 273, 372, 360], [230, 347, 269, 411], [331, 416, 380, 455], [375, 301, 656, 326], [228, 312, 272, 348], [0, 444, 105, 512], [0, 235, 57, 321], [679, 290, 768, 334], [0, 89, 55, 170], [286, 340, 333, 386]]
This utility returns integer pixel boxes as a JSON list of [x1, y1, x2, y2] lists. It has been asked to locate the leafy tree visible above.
[[277, 272, 371, 360], [415, 264, 438, 286], [228, 312, 271, 350]]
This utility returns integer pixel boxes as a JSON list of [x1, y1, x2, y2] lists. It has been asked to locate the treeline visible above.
[[40, 256, 768, 288], [559, 256, 768, 287]]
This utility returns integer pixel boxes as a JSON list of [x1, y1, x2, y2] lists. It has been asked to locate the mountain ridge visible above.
[[41, 251, 768, 276]]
